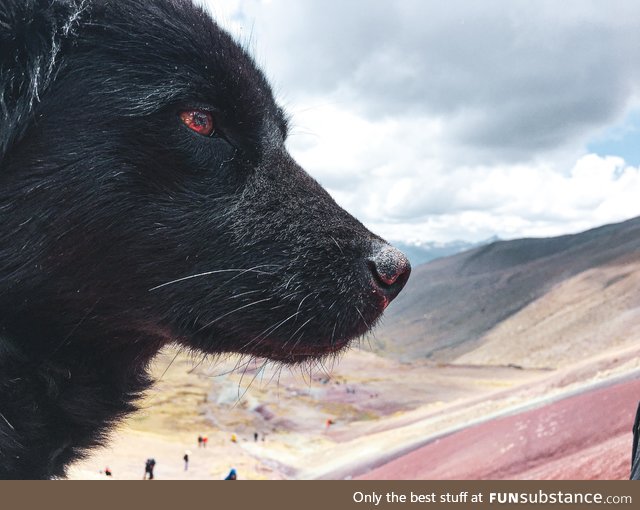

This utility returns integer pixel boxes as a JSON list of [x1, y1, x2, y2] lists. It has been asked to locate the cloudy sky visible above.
[[202, 0, 640, 245]]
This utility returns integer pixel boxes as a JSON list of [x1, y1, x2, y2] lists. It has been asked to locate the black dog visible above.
[[0, 0, 410, 479]]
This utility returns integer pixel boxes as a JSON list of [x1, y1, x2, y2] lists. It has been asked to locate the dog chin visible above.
[[179, 305, 381, 363], [249, 336, 354, 364]]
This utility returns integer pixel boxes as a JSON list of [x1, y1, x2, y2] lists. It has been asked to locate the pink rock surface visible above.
[[359, 378, 640, 480]]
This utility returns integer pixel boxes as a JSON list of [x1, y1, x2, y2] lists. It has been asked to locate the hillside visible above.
[[392, 237, 498, 266], [457, 261, 640, 368], [374, 216, 640, 363]]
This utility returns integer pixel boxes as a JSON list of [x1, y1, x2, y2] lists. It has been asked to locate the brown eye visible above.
[[179, 110, 215, 136]]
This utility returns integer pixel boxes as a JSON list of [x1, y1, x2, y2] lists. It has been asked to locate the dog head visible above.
[[0, 0, 410, 363]]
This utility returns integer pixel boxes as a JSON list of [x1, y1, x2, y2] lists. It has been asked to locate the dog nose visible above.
[[368, 242, 411, 301]]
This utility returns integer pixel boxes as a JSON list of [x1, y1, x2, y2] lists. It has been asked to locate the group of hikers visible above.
[[136, 433, 245, 480], [141, 455, 237, 480], [102, 430, 273, 479]]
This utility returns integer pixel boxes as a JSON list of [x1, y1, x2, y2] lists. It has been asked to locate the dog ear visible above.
[[0, 0, 88, 161]]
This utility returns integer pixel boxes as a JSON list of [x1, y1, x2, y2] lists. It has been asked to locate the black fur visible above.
[[0, 0, 409, 478]]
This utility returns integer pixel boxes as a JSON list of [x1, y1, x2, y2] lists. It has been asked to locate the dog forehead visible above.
[[83, 0, 283, 129]]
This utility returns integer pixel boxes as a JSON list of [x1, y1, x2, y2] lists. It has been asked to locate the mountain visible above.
[[393, 237, 499, 267], [374, 216, 640, 365]]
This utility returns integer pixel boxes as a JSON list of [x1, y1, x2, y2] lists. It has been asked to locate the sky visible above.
[[201, 0, 640, 244]]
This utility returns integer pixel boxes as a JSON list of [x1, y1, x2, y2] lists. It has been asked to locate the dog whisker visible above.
[[194, 297, 272, 333], [294, 292, 315, 320], [234, 355, 271, 403], [204, 354, 253, 378], [157, 346, 182, 382], [0, 411, 15, 431], [226, 289, 263, 300], [330, 312, 340, 349], [149, 265, 279, 291], [186, 349, 210, 375], [238, 310, 303, 353], [329, 235, 345, 256], [354, 305, 371, 330], [287, 316, 315, 346], [234, 357, 269, 405]]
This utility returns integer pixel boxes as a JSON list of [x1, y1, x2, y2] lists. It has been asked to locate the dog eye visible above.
[[179, 110, 215, 137]]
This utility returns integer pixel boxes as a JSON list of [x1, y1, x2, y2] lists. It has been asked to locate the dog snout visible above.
[[367, 241, 411, 302]]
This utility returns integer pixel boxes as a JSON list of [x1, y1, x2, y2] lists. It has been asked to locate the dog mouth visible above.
[[182, 299, 378, 364], [170, 242, 411, 363], [232, 291, 386, 363]]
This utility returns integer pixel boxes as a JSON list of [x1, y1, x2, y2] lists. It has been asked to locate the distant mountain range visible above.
[[393, 237, 500, 267], [374, 216, 640, 366]]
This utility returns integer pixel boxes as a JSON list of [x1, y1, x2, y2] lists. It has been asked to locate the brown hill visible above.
[[457, 261, 640, 368], [375, 216, 640, 362]]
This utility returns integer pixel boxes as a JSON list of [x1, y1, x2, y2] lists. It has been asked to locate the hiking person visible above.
[[202, 436, 208, 448], [144, 458, 156, 480], [183, 451, 190, 471], [197, 435, 203, 448]]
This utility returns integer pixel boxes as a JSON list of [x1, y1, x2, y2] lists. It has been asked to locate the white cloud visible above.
[[288, 103, 640, 242], [359, 154, 640, 243]]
